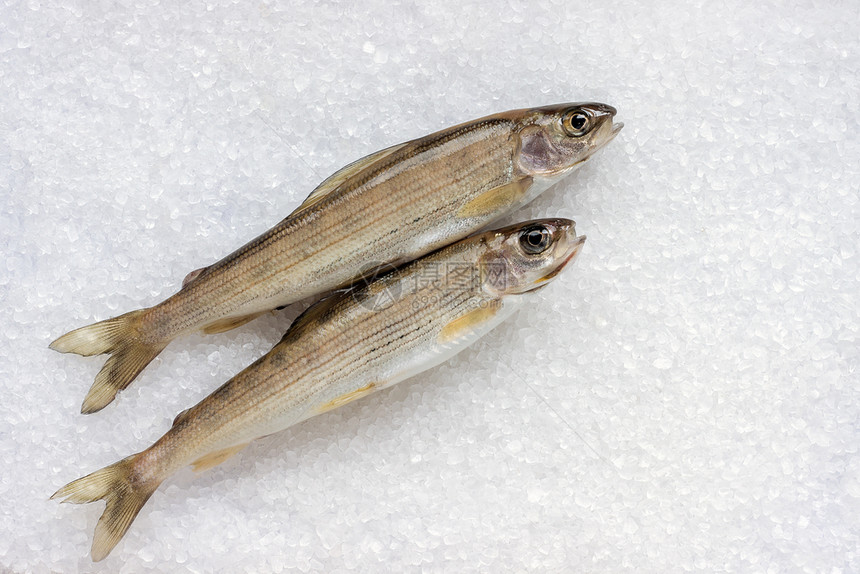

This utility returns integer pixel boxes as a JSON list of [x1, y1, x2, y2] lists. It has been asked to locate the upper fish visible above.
[[50, 103, 622, 413]]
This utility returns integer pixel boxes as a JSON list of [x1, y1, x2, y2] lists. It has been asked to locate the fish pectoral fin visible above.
[[201, 312, 267, 335], [190, 443, 249, 473], [456, 177, 533, 219], [438, 305, 500, 344], [288, 141, 410, 218], [314, 382, 377, 415]]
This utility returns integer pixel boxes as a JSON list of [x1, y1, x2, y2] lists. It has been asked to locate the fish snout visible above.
[[580, 102, 617, 119]]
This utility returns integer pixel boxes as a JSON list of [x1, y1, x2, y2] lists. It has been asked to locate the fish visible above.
[[51, 218, 586, 561], [50, 103, 621, 413]]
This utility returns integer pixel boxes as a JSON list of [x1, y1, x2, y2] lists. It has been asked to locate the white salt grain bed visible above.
[[1, 1, 857, 572]]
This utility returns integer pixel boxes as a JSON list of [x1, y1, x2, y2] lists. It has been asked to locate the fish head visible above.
[[480, 218, 586, 296], [512, 102, 623, 180]]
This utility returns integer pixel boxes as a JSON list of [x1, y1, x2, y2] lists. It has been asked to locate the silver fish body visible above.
[[52, 218, 586, 561], [50, 103, 620, 413]]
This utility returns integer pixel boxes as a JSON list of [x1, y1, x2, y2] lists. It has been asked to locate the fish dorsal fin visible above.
[[190, 443, 249, 473], [289, 141, 409, 217], [172, 407, 192, 427], [280, 294, 344, 342], [201, 311, 267, 335]]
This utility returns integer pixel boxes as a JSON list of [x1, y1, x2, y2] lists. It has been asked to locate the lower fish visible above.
[[52, 218, 586, 561]]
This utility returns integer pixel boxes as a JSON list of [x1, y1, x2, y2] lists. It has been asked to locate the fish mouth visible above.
[[562, 120, 621, 171], [552, 234, 587, 277], [589, 117, 624, 154], [530, 234, 586, 288], [580, 102, 622, 148]]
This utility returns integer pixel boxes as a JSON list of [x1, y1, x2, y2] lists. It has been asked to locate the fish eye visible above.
[[562, 109, 592, 137], [519, 225, 551, 254]]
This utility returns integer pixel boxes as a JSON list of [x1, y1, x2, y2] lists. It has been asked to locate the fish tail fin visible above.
[[49, 309, 151, 357], [51, 455, 161, 562], [50, 309, 168, 413]]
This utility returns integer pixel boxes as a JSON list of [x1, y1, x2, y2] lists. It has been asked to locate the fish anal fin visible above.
[[438, 305, 500, 344], [289, 142, 409, 217], [201, 312, 266, 335], [457, 177, 533, 219], [190, 443, 249, 473], [315, 382, 376, 415]]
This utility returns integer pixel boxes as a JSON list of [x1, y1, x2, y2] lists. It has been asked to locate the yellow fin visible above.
[[201, 312, 266, 335], [190, 443, 249, 473], [438, 305, 500, 344], [290, 142, 409, 217], [315, 382, 376, 414], [456, 177, 533, 219]]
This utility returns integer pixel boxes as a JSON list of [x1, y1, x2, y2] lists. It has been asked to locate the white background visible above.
[[1, 1, 857, 572]]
